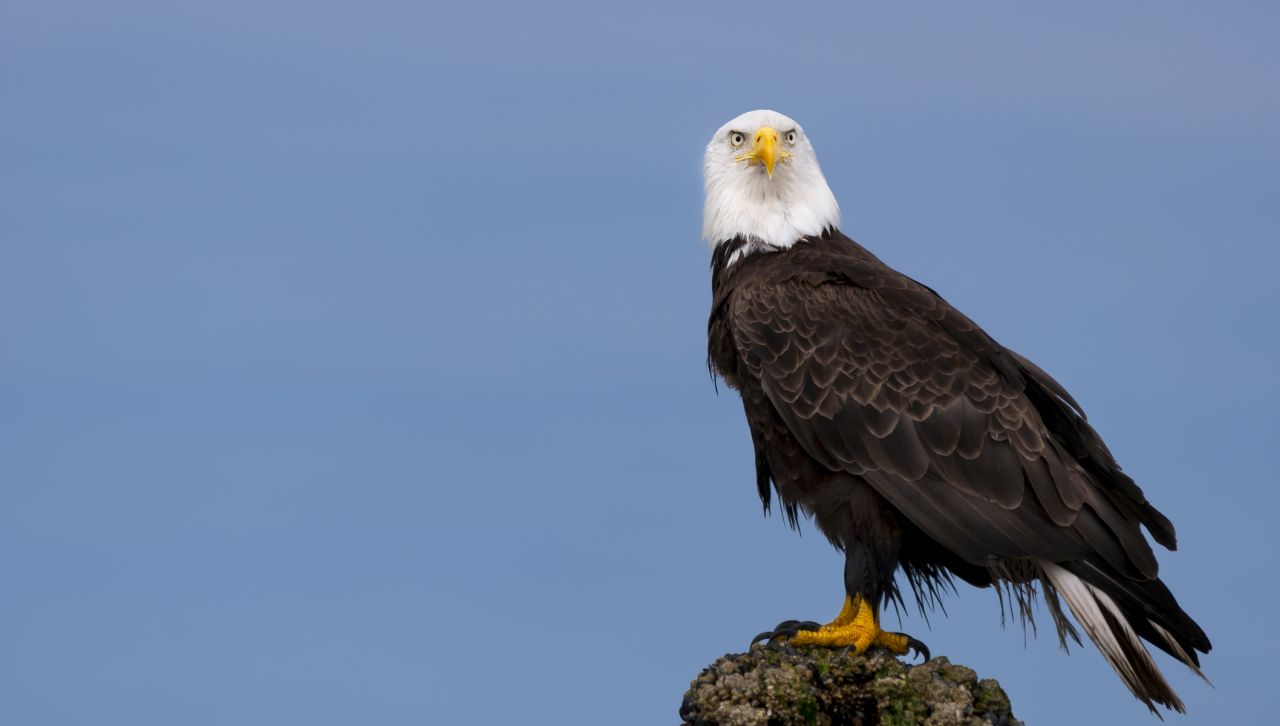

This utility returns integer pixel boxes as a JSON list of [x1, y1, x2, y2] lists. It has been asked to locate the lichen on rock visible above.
[[680, 646, 1021, 726]]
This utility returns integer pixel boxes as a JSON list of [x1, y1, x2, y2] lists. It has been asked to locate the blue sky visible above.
[[2, 2, 1277, 723]]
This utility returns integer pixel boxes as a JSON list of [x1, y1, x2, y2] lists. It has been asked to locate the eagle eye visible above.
[[785, 130, 798, 145], [729, 131, 746, 148]]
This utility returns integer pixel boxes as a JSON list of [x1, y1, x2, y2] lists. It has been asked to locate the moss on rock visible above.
[[680, 646, 1021, 726]]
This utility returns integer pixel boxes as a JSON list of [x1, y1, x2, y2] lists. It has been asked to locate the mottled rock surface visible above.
[[681, 646, 1021, 726]]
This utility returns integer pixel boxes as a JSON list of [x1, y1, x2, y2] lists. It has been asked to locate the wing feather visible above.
[[729, 250, 1158, 575], [712, 233, 1207, 709]]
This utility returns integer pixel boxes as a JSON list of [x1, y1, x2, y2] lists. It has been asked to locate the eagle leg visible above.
[[760, 594, 929, 661]]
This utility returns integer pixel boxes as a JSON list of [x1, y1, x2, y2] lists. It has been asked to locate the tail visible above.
[[1039, 560, 1211, 714]]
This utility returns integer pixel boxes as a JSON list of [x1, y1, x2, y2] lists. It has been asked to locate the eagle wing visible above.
[[729, 249, 1166, 582]]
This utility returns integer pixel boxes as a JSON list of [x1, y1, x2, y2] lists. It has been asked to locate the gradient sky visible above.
[[3, 2, 1277, 724]]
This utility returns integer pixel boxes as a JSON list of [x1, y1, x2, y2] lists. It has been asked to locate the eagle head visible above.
[[702, 109, 840, 254]]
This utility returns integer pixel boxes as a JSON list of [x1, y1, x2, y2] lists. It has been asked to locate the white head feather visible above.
[[702, 109, 840, 257]]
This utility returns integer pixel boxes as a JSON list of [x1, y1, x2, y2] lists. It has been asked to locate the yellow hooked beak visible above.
[[736, 126, 792, 178]]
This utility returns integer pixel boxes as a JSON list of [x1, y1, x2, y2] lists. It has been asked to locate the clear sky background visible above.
[[3, 2, 1277, 724]]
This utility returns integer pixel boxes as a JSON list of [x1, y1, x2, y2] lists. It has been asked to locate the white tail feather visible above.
[[1039, 561, 1184, 712]]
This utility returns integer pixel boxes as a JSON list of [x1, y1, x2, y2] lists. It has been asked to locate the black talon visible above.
[[877, 632, 929, 662], [749, 619, 822, 647], [904, 635, 931, 662], [751, 621, 797, 646], [772, 621, 821, 642]]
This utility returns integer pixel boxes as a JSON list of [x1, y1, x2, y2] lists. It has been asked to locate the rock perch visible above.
[[680, 646, 1021, 726]]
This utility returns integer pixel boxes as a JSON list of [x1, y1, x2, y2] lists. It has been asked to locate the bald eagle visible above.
[[703, 110, 1210, 713]]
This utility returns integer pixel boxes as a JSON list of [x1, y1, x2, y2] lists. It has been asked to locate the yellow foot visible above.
[[754, 594, 930, 661]]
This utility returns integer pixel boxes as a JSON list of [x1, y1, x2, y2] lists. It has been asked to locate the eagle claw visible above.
[[750, 619, 822, 646], [900, 634, 930, 662]]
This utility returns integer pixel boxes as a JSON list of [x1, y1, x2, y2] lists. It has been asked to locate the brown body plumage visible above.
[[707, 229, 1210, 712]]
